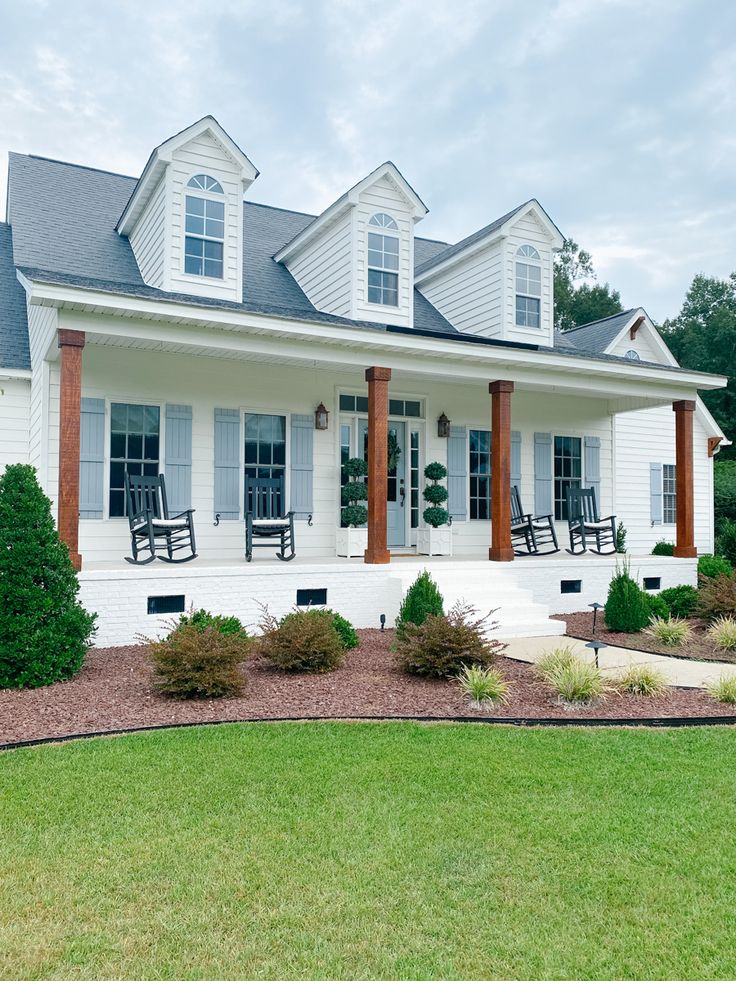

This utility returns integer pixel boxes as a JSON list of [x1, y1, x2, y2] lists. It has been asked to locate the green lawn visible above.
[[2, 723, 736, 979]]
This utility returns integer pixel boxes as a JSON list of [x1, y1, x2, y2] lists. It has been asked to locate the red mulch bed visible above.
[[557, 611, 736, 664], [1, 629, 735, 747]]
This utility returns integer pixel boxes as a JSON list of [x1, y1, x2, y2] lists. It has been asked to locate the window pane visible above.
[[109, 489, 125, 518], [186, 195, 204, 216], [186, 213, 205, 236], [110, 432, 125, 458], [111, 403, 127, 432], [144, 435, 159, 460], [127, 404, 143, 433], [356, 396, 369, 413], [368, 232, 382, 251], [389, 399, 404, 415], [206, 199, 224, 221], [127, 433, 143, 459], [339, 394, 355, 411]]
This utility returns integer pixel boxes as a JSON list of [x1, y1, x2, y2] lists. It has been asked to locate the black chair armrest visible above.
[[169, 508, 196, 521]]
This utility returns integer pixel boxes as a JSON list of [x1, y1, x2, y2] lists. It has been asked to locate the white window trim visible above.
[[241, 407, 291, 520], [514, 244, 542, 329], [366, 212, 400, 308], [182, 174, 227, 282], [104, 398, 164, 520]]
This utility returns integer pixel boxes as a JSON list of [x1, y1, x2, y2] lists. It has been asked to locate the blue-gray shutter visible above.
[[511, 430, 522, 492], [650, 462, 663, 525], [80, 397, 104, 519], [534, 432, 553, 517], [165, 404, 192, 513], [447, 425, 467, 521], [290, 414, 313, 520], [214, 408, 240, 520], [584, 435, 601, 507]]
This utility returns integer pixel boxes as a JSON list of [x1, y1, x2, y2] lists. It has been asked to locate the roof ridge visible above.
[[18, 153, 137, 182], [566, 308, 640, 333]]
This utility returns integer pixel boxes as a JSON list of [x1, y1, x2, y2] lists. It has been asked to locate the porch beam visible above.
[[364, 366, 391, 565], [489, 380, 514, 562], [57, 328, 85, 571], [673, 399, 697, 559]]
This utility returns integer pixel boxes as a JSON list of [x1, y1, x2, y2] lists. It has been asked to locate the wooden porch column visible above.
[[489, 380, 514, 562], [364, 366, 391, 564], [57, 329, 86, 571], [673, 399, 697, 558]]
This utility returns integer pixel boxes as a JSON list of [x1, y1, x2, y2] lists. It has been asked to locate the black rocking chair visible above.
[[245, 475, 295, 562], [566, 486, 616, 555], [124, 473, 197, 565], [511, 485, 560, 556]]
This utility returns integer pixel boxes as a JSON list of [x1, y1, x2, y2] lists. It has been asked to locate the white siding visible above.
[[0, 378, 30, 470], [167, 130, 244, 302], [614, 405, 713, 553], [129, 175, 166, 288], [417, 240, 504, 338], [503, 212, 554, 347], [26, 302, 58, 500], [354, 175, 415, 328], [286, 211, 353, 317], [608, 323, 670, 364]]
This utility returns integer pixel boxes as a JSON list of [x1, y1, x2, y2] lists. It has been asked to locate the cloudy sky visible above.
[[1, 0, 733, 321]]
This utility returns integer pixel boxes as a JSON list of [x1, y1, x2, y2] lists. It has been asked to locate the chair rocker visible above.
[[566, 486, 616, 555], [124, 473, 197, 565], [511, 485, 560, 556], [245, 475, 295, 562]]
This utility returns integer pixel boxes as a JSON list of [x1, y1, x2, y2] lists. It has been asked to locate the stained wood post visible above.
[[57, 329, 85, 571], [673, 399, 697, 558], [489, 380, 514, 562], [364, 366, 391, 564]]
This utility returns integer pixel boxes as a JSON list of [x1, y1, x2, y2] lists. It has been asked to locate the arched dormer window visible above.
[[515, 244, 541, 328], [367, 212, 399, 306], [184, 173, 225, 278]]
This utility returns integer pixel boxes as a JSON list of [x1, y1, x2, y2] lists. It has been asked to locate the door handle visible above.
[[399, 480, 406, 508]]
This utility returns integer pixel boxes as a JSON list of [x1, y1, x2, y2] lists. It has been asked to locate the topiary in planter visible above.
[[0, 464, 96, 688], [395, 570, 444, 638], [422, 462, 449, 528], [341, 457, 368, 528], [604, 560, 650, 633]]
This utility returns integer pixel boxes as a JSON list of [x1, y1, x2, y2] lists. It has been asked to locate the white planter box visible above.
[[416, 525, 453, 556], [336, 526, 368, 558]]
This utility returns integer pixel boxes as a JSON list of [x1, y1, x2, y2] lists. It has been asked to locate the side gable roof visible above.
[[562, 309, 644, 354], [0, 223, 30, 371]]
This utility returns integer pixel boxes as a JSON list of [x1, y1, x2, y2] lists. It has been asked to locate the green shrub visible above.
[[697, 574, 736, 621], [616, 664, 667, 696], [325, 610, 359, 650], [604, 560, 650, 633], [543, 656, 611, 705], [177, 608, 248, 638], [706, 616, 736, 651], [395, 602, 503, 678], [536, 645, 578, 680], [0, 464, 96, 689], [651, 540, 675, 556], [658, 585, 699, 619], [149, 624, 249, 698], [706, 675, 736, 704], [698, 554, 733, 580], [615, 521, 627, 554], [395, 570, 444, 638], [259, 608, 344, 672], [643, 593, 669, 621], [645, 616, 692, 647], [457, 665, 509, 707], [714, 460, 736, 528], [715, 519, 736, 566], [341, 457, 368, 528]]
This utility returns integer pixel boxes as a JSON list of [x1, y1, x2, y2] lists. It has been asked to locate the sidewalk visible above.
[[504, 635, 736, 689]]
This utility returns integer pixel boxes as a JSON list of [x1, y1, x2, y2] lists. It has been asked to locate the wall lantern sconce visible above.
[[437, 412, 451, 438], [315, 402, 329, 431]]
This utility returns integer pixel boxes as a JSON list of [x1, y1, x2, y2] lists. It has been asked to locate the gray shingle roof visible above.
[[561, 309, 641, 354], [0, 223, 30, 370]]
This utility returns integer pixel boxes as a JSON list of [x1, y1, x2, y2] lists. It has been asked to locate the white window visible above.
[[185, 174, 225, 279], [624, 349, 641, 361], [515, 244, 541, 328], [663, 464, 676, 524], [367, 213, 399, 306]]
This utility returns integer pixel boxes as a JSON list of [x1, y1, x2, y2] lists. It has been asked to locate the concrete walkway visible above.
[[504, 635, 736, 689]]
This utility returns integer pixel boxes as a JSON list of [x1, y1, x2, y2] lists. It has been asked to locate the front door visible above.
[[358, 419, 406, 548]]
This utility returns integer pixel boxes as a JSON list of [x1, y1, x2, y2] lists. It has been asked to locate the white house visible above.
[[0, 116, 728, 644]]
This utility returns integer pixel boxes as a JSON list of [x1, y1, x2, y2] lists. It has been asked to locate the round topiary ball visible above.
[[424, 461, 448, 482]]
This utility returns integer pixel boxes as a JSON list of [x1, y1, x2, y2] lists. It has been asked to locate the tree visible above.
[[0, 464, 96, 688], [661, 272, 736, 459], [554, 238, 623, 330]]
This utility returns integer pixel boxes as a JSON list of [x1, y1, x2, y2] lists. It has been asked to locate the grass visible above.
[[706, 675, 736, 704], [456, 664, 509, 707], [707, 616, 736, 652], [3, 723, 736, 978], [616, 663, 668, 697], [645, 615, 693, 647]]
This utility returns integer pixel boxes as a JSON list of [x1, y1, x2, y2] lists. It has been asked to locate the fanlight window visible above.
[[368, 212, 398, 230], [624, 349, 641, 361], [367, 212, 399, 306], [187, 174, 223, 193], [516, 244, 540, 259]]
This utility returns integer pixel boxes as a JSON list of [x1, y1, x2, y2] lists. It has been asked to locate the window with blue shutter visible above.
[[584, 435, 601, 508], [80, 398, 105, 519], [534, 432, 553, 517], [290, 414, 314, 520], [165, 405, 192, 514], [447, 425, 467, 521], [650, 462, 663, 525], [214, 408, 240, 519]]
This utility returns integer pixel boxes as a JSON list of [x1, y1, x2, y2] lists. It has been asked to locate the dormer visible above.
[[117, 116, 258, 302], [415, 200, 564, 347], [275, 162, 427, 328]]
